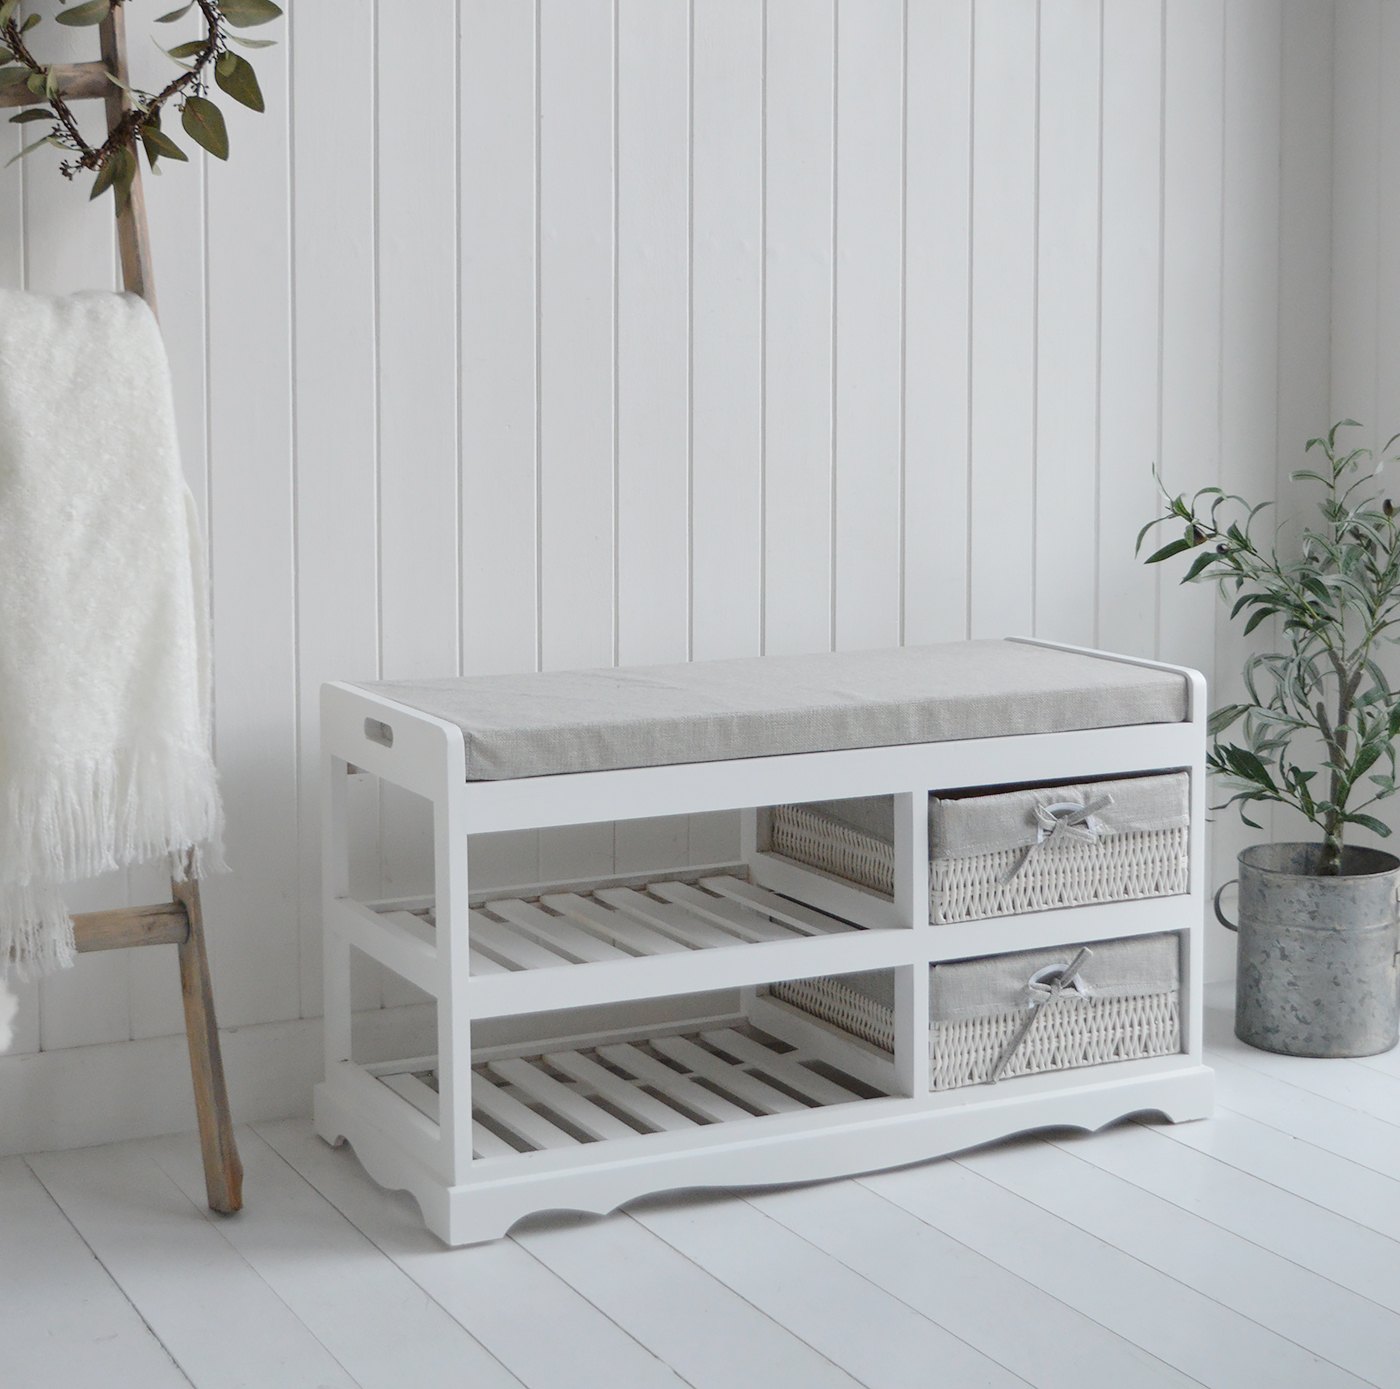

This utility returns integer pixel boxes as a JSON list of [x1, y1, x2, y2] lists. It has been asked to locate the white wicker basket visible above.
[[770, 934, 1182, 1090], [770, 771, 1190, 923]]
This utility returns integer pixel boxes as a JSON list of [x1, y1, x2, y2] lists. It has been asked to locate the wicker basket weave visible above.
[[770, 772, 1189, 923], [770, 933, 1181, 1090]]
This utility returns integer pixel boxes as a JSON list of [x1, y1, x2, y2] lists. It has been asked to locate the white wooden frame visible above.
[[314, 639, 1212, 1245]]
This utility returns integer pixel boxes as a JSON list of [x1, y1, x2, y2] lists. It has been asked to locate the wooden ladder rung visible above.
[[0, 61, 110, 108], [72, 901, 190, 953]]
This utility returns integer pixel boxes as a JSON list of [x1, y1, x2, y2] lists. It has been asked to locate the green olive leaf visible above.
[[155, 2, 195, 20], [8, 107, 52, 123], [89, 144, 126, 199], [213, 50, 263, 111], [227, 34, 275, 48], [218, 0, 283, 27], [4, 133, 58, 167], [165, 38, 206, 59], [55, 0, 111, 26], [112, 144, 137, 210], [140, 120, 187, 163], [181, 94, 228, 160]]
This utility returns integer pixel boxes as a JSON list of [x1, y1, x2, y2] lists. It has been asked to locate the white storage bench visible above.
[[315, 637, 1213, 1246]]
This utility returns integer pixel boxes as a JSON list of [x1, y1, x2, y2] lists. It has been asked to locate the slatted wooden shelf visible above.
[[372, 1022, 885, 1161], [464, 875, 854, 972], [343, 873, 918, 1019]]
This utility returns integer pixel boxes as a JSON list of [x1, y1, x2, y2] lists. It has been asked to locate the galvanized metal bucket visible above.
[[1215, 842, 1400, 1057]]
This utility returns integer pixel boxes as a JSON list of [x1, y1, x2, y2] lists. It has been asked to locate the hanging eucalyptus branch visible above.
[[0, 0, 282, 206]]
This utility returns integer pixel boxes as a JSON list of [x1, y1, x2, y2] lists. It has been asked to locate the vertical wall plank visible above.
[[379, 0, 459, 682], [691, 0, 763, 662], [1276, 1, 1333, 528], [39, 872, 130, 1051], [1034, 0, 1100, 648], [904, 0, 972, 646], [1, 51, 28, 1050], [291, 1, 380, 1020], [1213, 0, 1282, 979], [202, 23, 300, 1029], [22, 6, 128, 1053], [1329, 1, 1380, 440], [376, 0, 463, 986], [764, 0, 836, 656], [968, 0, 1038, 639], [121, 35, 213, 1042], [0, 82, 21, 290], [538, 0, 616, 673], [461, 0, 538, 679], [18, 11, 115, 297], [0, 85, 38, 1054], [126, 31, 210, 531], [536, 0, 617, 881], [1096, 0, 1161, 659], [688, 0, 761, 860], [615, 0, 690, 667], [833, 0, 904, 652], [1156, 0, 1224, 687], [1377, 4, 1400, 457]]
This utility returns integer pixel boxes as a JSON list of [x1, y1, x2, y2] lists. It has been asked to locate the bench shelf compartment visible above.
[[314, 639, 1214, 1245]]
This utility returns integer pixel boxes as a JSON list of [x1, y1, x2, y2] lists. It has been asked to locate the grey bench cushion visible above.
[[359, 639, 1188, 781]]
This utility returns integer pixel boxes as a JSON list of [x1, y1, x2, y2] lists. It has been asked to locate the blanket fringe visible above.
[[2, 739, 225, 888], [1, 740, 225, 976], [1, 881, 76, 979]]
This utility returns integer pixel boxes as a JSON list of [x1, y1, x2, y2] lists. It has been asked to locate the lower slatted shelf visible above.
[[375, 1022, 888, 1160]]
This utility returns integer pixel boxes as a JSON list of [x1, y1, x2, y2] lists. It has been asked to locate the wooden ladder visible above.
[[1, 7, 241, 1214]]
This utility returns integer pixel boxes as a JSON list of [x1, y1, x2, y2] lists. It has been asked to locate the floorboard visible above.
[[510, 1206, 867, 1389], [862, 1152, 1369, 1389], [740, 1176, 1198, 1389], [1054, 1118, 1400, 1315], [963, 1134, 1400, 1387], [8, 987, 1400, 1389], [1150, 1100, 1400, 1243], [1205, 1004, 1400, 1125], [256, 1119, 692, 1389], [0, 1157, 191, 1389], [628, 1187, 1038, 1388], [24, 1142, 360, 1389], [148, 1127, 523, 1389]]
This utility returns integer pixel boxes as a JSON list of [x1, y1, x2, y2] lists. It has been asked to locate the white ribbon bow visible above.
[[1000, 793, 1114, 884]]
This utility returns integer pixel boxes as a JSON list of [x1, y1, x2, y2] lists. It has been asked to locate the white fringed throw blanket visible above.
[[0, 289, 225, 985]]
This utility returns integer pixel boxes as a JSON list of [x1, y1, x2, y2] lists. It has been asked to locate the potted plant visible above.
[[1139, 421, 1400, 1057]]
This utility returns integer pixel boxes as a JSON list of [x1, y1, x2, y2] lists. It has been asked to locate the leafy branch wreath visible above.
[[0, 0, 282, 205]]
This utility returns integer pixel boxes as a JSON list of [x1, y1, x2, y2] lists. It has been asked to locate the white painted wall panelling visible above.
[[0, 0, 1342, 1072], [968, 0, 1038, 641], [903, 0, 972, 647]]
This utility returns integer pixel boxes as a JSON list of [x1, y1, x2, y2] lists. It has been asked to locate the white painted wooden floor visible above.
[[8, 983, 1400, 1389]]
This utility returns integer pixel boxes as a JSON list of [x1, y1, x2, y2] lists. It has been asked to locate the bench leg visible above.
[[172, 875, 243, 1213]]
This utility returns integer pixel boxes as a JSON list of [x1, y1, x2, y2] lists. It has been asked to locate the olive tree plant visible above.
[[1139, 422, 1400, 875], [1, 0, 282, 207]]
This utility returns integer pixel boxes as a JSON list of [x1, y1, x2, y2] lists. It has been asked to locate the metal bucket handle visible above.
[[1214, 879, 1239, 933], [1219, 872, 1400, 960]]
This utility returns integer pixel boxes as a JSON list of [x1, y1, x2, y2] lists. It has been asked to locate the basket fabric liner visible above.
[[771, 771, 1189, 923], [770, 933, 1182, 1089]]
